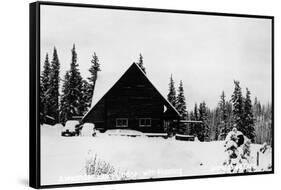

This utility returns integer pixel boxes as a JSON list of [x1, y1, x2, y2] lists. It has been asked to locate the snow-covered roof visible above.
[[82, 62, 181, 121], [179, 120, 203, 123]]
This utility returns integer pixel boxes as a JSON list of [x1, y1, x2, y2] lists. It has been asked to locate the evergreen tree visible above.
[[218, 91, 228, 140], [40, 53, 52, 123], [176, 80, 187, 119], [88, 52, 101, 107], [167, 75, 176, 107], [225, 100, 234, 131], [60, 71, 71, 123], [213, 107, 221, 140], [198, 101, 209, 141], [231, 80, 244, 131], [194, 103, 199, 121], [60, 44, 86, 122], [137, 53, 146, 73], [81, 79, 92, 112], [243, 88, 255, 142], [49, 47, 60, 123], [69, 44, 85, 116]]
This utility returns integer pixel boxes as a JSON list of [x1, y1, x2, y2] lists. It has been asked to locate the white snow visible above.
[[64, 120, 79, 131], [104, 129, 145, 137], [40, 125, 272, 186], [80, 123, 95, 136]]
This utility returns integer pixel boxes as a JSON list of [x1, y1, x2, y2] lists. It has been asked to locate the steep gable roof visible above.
[[82, 62, 181, 121]]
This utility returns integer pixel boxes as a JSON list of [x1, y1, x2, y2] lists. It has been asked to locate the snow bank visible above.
[[41, 124, 63, 137], [40, 126, 272, 185], [81, 123, 95, 137]]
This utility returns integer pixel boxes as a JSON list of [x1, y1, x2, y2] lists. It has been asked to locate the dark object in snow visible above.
[[92, 131, 96, 137], [61, 120, 80, 137], [237, 134, 244, 147], [175, 120, 204, 141], [175, 134, 195, 141], [74, 124, 84, 136], [229, 151, 238, 159], [61, 129, 77, 137], [260, 143, 269, 154]]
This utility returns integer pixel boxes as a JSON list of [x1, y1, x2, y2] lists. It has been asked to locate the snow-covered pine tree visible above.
[[68, 44, 86, 116], [88, 52, 101, 108], [49, 47, 60, 123], [231, 80, 244, 132], [81, 79, 91, 113], [60, 44, 86, 123], [60, 71, 71, 123], [167, 75, 177, 107], [219, 91, 229, 140], [41, 53, 52, 124], [243, 88, 255, 142], [176, 80, 187, 119], [137, 53, 146, 73]]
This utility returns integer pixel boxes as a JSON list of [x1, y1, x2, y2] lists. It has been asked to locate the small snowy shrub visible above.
[[85, 154, 115, 176], [85, 152, 132, 180]]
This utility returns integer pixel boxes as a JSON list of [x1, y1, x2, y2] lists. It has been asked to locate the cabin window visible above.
[[116, 118, 128, 128], [139, 118, 151, 127]]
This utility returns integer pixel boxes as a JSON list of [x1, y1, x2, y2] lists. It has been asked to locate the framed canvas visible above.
[[29, 1, 274, 188]]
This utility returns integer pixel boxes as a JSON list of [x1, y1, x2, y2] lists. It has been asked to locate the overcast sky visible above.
[[41, 5, 272, 110]]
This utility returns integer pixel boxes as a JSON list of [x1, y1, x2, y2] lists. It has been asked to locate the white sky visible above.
[[41, 5, 272, 110]]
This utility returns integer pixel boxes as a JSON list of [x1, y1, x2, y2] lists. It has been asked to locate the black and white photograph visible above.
[[33, 2, 273, 187]]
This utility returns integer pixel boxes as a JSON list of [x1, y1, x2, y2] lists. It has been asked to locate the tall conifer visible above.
[[49, 47, 60, 122], [167, 75, 177, 107], [41, 53, 52, 123], [231, 80, 244, 131], [243, 88, 255, 142], [137, 53, 146, 73], [88, 52, 101, 108], [176, 80, 187, 119]]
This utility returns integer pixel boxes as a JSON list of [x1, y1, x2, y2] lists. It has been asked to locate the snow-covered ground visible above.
[[40, 124, 272, 185]]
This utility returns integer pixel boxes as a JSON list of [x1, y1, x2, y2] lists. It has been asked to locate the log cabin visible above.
[[81, 62, 181, 133]]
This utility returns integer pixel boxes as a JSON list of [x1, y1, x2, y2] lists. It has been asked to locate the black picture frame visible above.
[[30, 1, 274, 189]]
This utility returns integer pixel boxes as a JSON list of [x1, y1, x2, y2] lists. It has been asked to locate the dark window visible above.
[[116, 118, 128, 127], [139, 118, 151, 127]]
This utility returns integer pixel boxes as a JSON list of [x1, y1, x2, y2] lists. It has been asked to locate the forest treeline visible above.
[[40, 45, 144, 124], [167, 76, 272, 144], [40, 44, 272, 144], [40, 45, 100, 124]]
